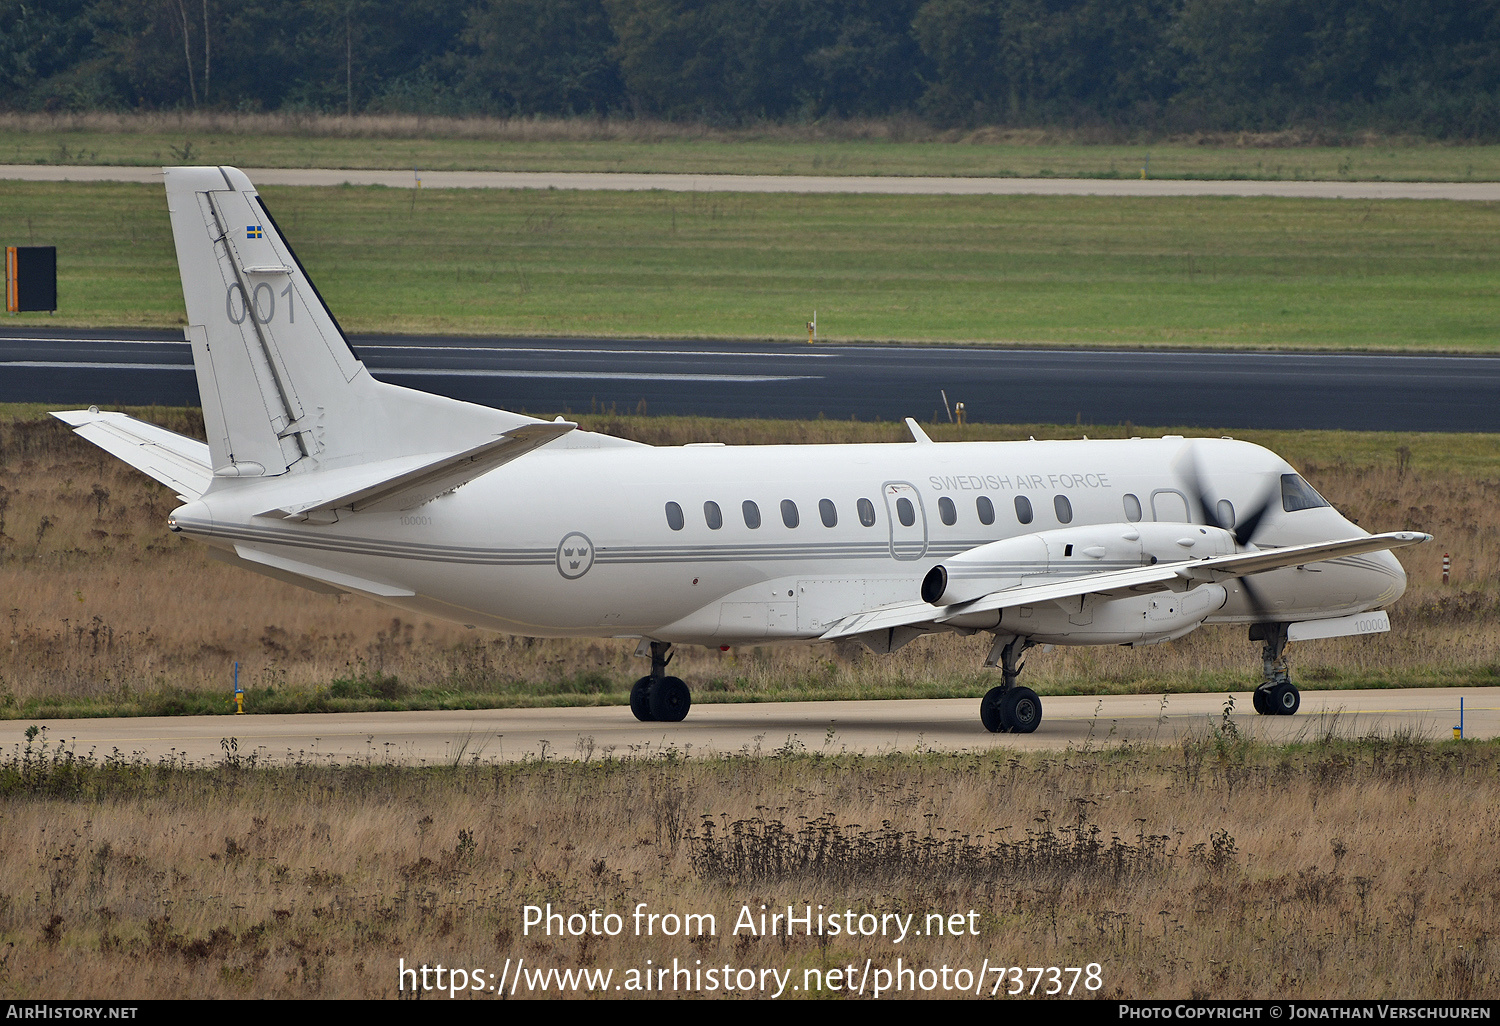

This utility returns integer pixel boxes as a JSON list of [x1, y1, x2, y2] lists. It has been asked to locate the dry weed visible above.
[[0, 736, 1494, 998]]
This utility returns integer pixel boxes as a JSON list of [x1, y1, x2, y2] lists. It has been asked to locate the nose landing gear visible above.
[[1250, 623, 1300, 716], [630, 640, 692, 723]]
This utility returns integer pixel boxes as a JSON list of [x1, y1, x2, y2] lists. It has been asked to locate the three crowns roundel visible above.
[[556, 532, 594, 579]]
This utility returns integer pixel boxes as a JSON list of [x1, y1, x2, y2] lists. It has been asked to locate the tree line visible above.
[[5, 0, 1500, 137]]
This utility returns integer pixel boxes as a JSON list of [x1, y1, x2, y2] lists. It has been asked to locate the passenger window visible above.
[[896, 497, 915, 527], [1015, 495, 1033, 525], [857, 497, 877, 527], [1216, 499, 1235, 529], [665, 501, 685, 531], [781, 499, 800, 528], [1054, 495, 1073, 524], [977, 496, 995, 525], [819, 498, 837, 528], [938, 496, 956, 526], [704, 500, 723, 530], [1123, 493, 1142, 522], [742, 500, 761, 529]]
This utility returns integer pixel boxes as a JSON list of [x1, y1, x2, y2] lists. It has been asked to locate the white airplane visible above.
[[56, 166, 1429, 733]]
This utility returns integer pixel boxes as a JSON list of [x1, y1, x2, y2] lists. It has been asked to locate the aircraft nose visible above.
[[1372, 548, 1408, 605]]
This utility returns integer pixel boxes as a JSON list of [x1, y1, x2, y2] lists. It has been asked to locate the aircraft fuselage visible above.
[[167, 435, 1405, 646]]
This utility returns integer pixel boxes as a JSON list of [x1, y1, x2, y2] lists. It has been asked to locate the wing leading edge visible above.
[[820, 531, 1431, 641]]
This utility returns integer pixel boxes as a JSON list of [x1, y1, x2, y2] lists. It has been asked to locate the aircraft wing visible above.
[[820, 531, 1431, 641], [52, 409, 213, 502]]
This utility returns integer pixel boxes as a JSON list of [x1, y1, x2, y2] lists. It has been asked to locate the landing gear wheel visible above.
[[1001, 687, 1043, 734], [1252, 688, 1272, 716], [980, 687, 1008, 733], [648, 676, 691, 723], [1250, 624, 1298, 716], [1271, 682, 1300, 716], [630, 675, 656, 722]]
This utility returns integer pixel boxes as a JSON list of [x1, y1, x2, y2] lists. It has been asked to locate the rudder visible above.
[[165, 166, 530, 481]]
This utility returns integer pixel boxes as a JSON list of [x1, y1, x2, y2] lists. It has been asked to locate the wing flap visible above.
[[52, 409, 213, 501], [820, 531, 1430, 641]]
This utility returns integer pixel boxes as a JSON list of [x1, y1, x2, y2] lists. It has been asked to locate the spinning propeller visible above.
[[1175, 443, 1282, 624], [1177, 445, 1278, 548]]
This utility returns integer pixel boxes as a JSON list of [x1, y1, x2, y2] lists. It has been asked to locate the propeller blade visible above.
[[1178, 443, 1279, 547], [1177, 446, 1225, 528], [1230, 485, 1278, 547], [1176, 443, 1280, 626], [1239, 573, 1276, 625]]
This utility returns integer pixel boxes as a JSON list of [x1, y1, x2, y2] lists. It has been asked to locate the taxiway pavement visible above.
[[1, 688, 1486, 766], [6, 164, 1500, 200]]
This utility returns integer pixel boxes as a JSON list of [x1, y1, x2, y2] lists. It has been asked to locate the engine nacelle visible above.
[[996, 583, 1229, 646], [922, 522, 1237, 606]]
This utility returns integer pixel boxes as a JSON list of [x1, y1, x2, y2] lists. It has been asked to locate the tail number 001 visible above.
[[226, 282, 295, 325]]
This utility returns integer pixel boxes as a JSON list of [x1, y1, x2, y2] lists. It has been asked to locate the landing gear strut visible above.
[[630, 641, 692, 723], [980, 634, 1042, 734], [1250, 623, 1300, 716]]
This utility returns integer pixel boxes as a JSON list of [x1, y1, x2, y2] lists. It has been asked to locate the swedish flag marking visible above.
[[246, 225, 263, 239]]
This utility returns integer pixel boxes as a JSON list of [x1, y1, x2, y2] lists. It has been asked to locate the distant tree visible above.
[[0, 0, 113, 108], [913, 0, 1179, 125], [5, 0, 1500, 136], [1170, 0, 1500, 133], [89, 0, 203, 109], [604, 0, 784, 119], [603, 0, 926, 121], [459, 0, 624, 115], [798, 0, 929, 117]]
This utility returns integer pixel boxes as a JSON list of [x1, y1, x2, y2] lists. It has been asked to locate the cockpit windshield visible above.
[[1281, 473, 1331, 512]]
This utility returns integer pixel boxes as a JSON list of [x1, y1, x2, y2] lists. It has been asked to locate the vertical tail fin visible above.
[[164, 166, 529, 479]]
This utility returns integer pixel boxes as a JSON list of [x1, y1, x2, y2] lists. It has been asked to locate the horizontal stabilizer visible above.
[[821, 531, 1431, 640], [234, 545, 415, 597], [52, 409, 213, 501], [263, 421, 576, 519]]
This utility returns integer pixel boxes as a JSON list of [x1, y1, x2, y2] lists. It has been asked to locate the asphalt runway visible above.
[[6, 164, 1500, 200], [0, 688, 1487, 765], [4, 328, 1498, 431]]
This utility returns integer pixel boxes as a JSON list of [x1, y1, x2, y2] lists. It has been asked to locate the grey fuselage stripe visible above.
[[178, 517, 1156, 572]]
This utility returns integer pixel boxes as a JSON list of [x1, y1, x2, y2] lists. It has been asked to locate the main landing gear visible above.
[[1249, 622, 1300, 716], [630, 641, 692, 723], [980, 634, 1042, 734]]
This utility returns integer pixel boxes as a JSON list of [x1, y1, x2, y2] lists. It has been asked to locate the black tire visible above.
[[630, 675, 656, 722], [1272, 682, 1300, 716], [1002, 687, 1043, 734], [649, 676, 692, 723], [980, 686, 1008, 733], [1252, 688, 1271, 716]]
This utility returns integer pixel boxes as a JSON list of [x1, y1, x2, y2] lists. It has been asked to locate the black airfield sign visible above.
[[5, 246, 57, 313]]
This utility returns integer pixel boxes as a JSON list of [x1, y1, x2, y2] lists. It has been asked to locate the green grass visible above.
[[10, 121, 1500, 181], [4, 180, 1500, 350]]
